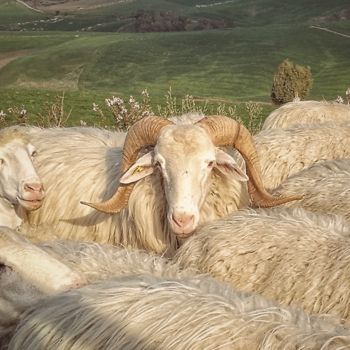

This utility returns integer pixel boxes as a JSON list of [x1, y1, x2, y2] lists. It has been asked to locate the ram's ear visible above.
[[215, 149, 248, 182], [119, 151, 155, 184]]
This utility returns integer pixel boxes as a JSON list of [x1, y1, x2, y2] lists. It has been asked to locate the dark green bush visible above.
[[271, 59, 313, 104]]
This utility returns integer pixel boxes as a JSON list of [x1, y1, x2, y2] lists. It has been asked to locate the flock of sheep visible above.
[[1, 99, 350, 349]]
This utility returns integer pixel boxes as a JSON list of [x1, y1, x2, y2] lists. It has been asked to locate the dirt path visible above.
[[0, 50, 31, 70], [15, 0, 43, 13], [310, 25, 350, 39], [195, 1, 235, 8], [193, 96, 272, 105]]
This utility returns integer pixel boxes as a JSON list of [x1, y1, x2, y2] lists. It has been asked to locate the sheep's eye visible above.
[[31, 150, 38, 158], [0, 159, 4, 166], [207, 161, 215, 168], [154, 161, 161, 168], [0, 263, 11, 275]]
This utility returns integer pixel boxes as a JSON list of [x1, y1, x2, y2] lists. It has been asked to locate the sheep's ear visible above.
[[119, 152, 155, 184], [215, 149, 248, 182]]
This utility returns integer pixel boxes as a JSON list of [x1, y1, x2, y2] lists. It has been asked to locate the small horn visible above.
[[81, 116, 173, 213], [196, 115, 302, 207]]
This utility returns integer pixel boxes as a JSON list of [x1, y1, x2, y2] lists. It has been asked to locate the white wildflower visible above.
[[335, 96, 344, 104], [141, 89, 149, 97], [0, 110, 6, 118], [80, 120, 87, 126], [106, 96, 123, 107], [292, 91, 300, 102]]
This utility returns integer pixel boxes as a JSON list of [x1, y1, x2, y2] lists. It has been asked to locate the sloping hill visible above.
[[4, 0, 350, 31], [0, 22, 349, 101], [0, 0, 349, 118]]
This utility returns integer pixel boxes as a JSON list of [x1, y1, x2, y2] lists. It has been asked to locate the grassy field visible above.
[[0, 0, 349, 127]]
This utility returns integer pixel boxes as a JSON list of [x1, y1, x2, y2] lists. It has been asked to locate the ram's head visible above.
[[82, 115, 300, 238]]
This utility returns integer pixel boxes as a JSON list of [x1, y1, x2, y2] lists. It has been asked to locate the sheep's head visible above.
[[81, 116, 301, 238], [0, 130, 45, 211], [0, 226, 86, 325]]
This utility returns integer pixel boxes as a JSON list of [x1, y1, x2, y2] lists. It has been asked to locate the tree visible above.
[[271, 59, 313, 105]]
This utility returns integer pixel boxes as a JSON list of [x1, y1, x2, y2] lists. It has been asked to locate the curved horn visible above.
[[81, 116, 173, 213], [196, 115, 302, 207]]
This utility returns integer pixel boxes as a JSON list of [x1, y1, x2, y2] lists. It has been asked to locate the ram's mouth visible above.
[[17, 197, 44, 210], [174, 231, 195, 240]]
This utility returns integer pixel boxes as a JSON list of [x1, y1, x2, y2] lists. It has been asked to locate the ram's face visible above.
[[0, 139, 45, 211], [120, 125, 248, 238]]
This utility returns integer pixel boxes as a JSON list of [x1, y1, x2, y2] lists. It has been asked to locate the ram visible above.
[[26, 115, 297, 255], [0, 127, 45, 229], [8, 274, 350, 350], [174, 207, 350, 320], [254, 123, 350, 189], [262, 100, 350, 130], [272, 158, 350, 222]]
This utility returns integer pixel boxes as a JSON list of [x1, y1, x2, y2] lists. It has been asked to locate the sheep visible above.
[[0, 225, 198, 348], [0, 226, 86, 346], [254, 123, 350, 189], [24, 115, 298, 255], [174, 206, 350, 320], [272, 158, 350, 222], [0, 127, 45, 229], [8, 274, 350, 350], [262, 100, 350, 130], [2, 224, 350, 349]]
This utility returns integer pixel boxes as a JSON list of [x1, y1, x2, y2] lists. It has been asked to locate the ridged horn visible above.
[[81, 116, 173, 213], [196, 115, 302, 207]]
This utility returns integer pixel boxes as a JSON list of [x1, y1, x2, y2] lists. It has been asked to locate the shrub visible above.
[[271, 59, 313, 105]]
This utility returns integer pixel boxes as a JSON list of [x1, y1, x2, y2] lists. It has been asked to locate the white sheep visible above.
[[174, 206, 350, 320], [272, 158, 350, 222], [254, 123, 350, 189], [0, 226, 194, 348], [0, 226, 85, 346], [24, 115, 297, 255], [2, 224, 350, 349], [8, 274, 350, 350], [262, 100, 350, 130], [0, 127, 45, 229]]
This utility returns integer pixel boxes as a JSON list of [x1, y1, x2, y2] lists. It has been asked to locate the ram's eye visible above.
[[154, 161, 161, 168], [207, 161, 215, 168], [31, 150, 38, 158]]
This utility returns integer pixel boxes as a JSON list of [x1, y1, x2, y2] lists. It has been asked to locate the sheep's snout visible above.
[[23, 182, 44, 194], [50, 273, 87, 294], [170, 211, 197, 237], [18, 180, 45, 210]]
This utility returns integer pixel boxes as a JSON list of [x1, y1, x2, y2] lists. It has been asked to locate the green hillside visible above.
[[0, 0, 44, 28], [0, 0, 349, 125]]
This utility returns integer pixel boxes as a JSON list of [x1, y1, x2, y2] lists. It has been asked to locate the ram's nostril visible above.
[[172, 213, 194, 227]]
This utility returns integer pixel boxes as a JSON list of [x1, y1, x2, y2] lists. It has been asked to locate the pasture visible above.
[[0, 0, 349, 127]]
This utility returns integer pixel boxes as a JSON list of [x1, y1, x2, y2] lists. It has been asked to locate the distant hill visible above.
[[0, 0, 349, 110], [2, 0, 349, 32]]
